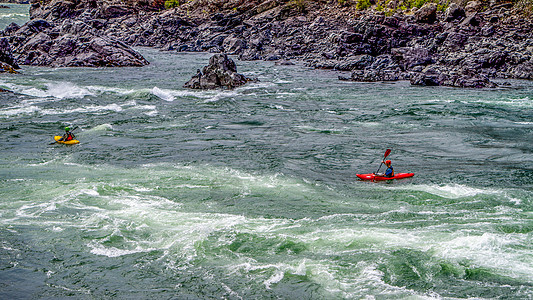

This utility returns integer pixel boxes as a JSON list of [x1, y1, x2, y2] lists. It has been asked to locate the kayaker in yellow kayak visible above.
[[59, 127, 76, 142]]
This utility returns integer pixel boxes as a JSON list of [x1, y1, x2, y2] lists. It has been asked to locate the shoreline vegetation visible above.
[[0, 0, 532, 88]]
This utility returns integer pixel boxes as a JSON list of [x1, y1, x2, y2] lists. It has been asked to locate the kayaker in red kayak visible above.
[[356, 150, 414, 181], [382, 160, 394, 177]]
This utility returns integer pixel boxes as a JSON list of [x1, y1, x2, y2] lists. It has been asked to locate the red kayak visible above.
[[356, 173, 415, 181]]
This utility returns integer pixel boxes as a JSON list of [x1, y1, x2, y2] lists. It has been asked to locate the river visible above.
[[1, 4, 532, 299]]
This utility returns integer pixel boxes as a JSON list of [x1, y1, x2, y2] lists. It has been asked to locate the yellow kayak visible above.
[[54, 136, 80, 145]]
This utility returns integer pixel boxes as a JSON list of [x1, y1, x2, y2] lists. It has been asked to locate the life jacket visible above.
[[385, 166, 394, 177], [65, 132, 74, 141]]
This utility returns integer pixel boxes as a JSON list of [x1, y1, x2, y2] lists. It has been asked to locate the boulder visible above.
[[8, 19, 149, 67], [222, 35, 247, 54], [183, 54, 257, 89], [29, 0, 77, 21], [334, 54, 375, 71], [460, 13, 481, 27], [465, 1, 483, 14], [415, 3, 437, 24], [0, 61, 18, 73], [444, 3, 466, 22], [391, 47, 433, 70], [0, 37, 19, 69], [410, 69, 498, 88], [350, 69, 408, 82]]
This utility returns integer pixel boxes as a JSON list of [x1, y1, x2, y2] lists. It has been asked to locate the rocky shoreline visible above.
[[1, 0, 532, 88]]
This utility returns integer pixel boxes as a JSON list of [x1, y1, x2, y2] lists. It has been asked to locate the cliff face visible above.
[[3, 0, 533, 87], [101, 0, 533, 87]]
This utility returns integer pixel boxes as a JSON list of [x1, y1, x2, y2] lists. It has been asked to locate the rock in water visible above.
[[183, 54, 256, 89], [5, 19, 149, 67], [0, 37, 19, 69]]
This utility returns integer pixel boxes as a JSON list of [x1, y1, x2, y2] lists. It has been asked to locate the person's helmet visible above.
[[385, 160, 391, 165], [65, 127, 70, 131]]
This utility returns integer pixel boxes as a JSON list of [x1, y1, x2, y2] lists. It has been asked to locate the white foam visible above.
[[264, 271, 284, 289], [88, 242, 153, 257], [0, 105, 40, 116], [45, 82, 94, 99], [86, 85, 137, 95], [91, 124, 113, 132], [151, 87, 176, 102], [436, 232, 533, 281], [40, 103, 123, 115], [388, 184, 499, 199], [81, 189, 100, 196], [0, 13, 28, 19]]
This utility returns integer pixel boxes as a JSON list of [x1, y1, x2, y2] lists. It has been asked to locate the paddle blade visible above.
[[383, 149, 391, 158]]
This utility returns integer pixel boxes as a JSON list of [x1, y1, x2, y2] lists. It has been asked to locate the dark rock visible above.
[[0, 37, 19, 68], [26, 19, 52, 33], [0, 61, 18, 73], [183, 54, 257, 89], [2, 22, 20, 36], [460, 13, 481, 27], [30, 0, 77, 21], [410, 68, 498, 88], [415, 3, 437, 24], [351, 69, 406, 82], [391, 47, 433, 70], [222, 35, 246, 54], [465, 1, 483, 15], [444, 3, 466, 22], [8, 18, 149, 67], [443, 32, 468, 51], [370, 54, 400, 71], [100, 4, 134, 19], [14, 0, 533, 89], [334, 54, 375, 71]]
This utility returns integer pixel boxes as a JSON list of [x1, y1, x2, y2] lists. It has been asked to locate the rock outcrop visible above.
[[3, 0, 533, 87], [184, 54, 256, 89], [1, 17, 149, 67], [0, 37, 18, 73], [75, 0, 532, 88], [0, 0, 149, 68]]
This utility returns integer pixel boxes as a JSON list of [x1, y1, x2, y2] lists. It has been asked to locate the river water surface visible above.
[[1, 4, 532, 299]]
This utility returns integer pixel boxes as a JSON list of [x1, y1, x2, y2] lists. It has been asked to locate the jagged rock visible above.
[[460, 13, 481, 27], [183, 54, 257, 89], [13, 0, 533, 88], [350, 69, 407, 82], [391, 47, 433, 70], [0, 61, 18, 73], [415, 3, 437, 24], [334, 54, 375, 71], [2, 22, 20, 36], [29, 0, 77, 21], [444, 3, 466, 22], [0, 37, 19, 69], [222, 35, 246, 54], [410, 69, 498, 88], [465, 1, 483, 15], [7, 18, 149, 67]]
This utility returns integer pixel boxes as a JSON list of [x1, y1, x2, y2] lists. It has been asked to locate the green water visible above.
[[0, 3, 29, 30], [0, 7, 532, 299]]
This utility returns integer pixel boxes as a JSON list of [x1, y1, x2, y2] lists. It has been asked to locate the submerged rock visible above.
[[183, 54, 257, 89]]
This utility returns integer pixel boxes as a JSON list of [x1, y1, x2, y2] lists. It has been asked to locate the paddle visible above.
[[375, 149, 391, 174], [49, 126, 78, 144]]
